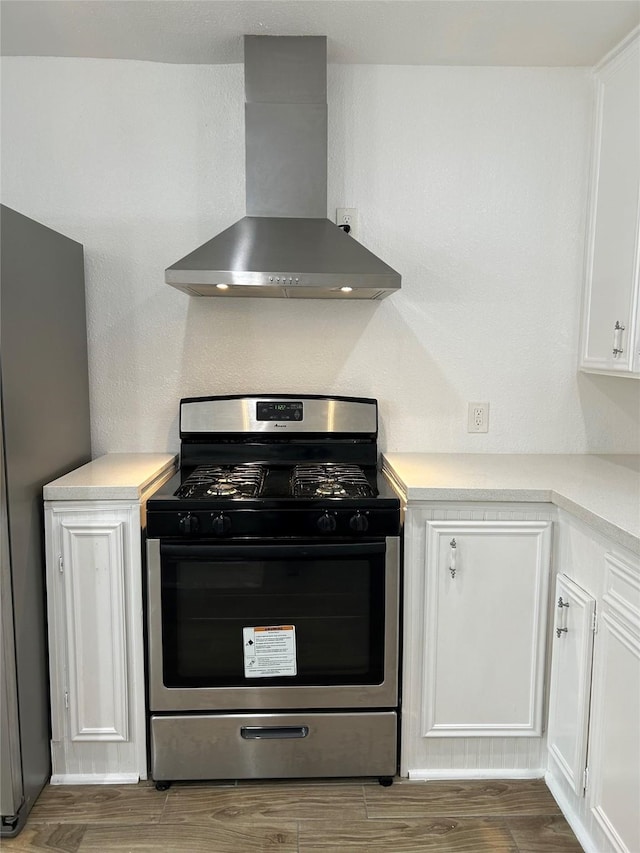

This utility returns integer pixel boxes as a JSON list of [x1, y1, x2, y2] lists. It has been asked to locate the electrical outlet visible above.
[[336, 208, 358, 239], [467, 402, 489, 433]]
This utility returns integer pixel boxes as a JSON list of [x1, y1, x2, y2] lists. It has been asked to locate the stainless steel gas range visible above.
[[145, 394, 401, 788]]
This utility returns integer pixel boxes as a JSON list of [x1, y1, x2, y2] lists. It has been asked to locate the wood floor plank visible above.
[[26, 785, 167, 825], [298, 816, 518, 852], [0, 823, 86, 853], [161, 782, 367, 822], [364, 779, 562, 818], [78, 821, 297, 852], [505, 815, 584, 852]]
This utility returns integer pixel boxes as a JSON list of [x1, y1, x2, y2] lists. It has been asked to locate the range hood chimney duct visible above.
[[165, 36, 401, 299]]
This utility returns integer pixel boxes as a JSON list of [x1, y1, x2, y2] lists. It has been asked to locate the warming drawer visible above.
[[150, 711, 397, 781]]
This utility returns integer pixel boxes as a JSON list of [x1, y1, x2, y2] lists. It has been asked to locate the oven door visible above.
[[147, 537, 399, 712]]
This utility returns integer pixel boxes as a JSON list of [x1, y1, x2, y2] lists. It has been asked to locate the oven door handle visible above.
[[241, 725, 310, 740], [159, 542, 387, 559]]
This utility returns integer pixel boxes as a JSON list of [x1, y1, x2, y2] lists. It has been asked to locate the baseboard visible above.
[[407, 768, 546, 781], [50, 773, 140, 785]]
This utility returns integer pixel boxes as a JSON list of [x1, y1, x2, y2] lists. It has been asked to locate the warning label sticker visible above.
[[243, 625, 297, 678]]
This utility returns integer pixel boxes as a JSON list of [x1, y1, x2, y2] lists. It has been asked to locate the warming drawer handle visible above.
[[241, 726, 309, 740]]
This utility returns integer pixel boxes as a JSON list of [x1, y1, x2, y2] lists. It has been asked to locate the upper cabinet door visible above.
[[580, 31, 640, 377]]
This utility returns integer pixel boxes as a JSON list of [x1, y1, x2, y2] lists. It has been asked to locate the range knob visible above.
[[178, 513, 200, 535], [211, 513, 232, 536], [317, 512, 337, 533], [349, 512, 369, 533]]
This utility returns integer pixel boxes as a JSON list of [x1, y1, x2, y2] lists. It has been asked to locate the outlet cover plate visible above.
[[468, 402, 489, 433]]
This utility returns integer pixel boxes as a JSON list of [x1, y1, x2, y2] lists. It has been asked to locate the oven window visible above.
[[160, 545, 386, 688]]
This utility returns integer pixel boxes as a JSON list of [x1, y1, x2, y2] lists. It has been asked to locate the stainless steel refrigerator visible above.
[[1, 205, 91, 835]]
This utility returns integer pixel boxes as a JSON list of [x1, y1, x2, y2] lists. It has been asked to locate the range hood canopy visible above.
[[165, 35, 401, 300]]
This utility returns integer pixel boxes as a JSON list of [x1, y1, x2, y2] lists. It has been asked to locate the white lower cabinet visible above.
[[547, 574, 596, 796], [546, 515, 640, 853], [401, 504, 553, 779], [587, 554, 640, 853], [45, 501, 147, 784], [424, 520, 551, 737]]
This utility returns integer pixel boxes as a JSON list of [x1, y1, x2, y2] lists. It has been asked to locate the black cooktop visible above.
[[146, 464, 399, 539], [173, 462, 377, 501], [146, 394, 400, 539]]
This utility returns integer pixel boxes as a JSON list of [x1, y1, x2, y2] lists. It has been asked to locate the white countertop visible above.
[[382, 453, 640, 555], [43, 453, 178, 501]]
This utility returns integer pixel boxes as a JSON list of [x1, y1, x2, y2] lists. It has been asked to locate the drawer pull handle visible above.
[[241, 726, 309, 740]]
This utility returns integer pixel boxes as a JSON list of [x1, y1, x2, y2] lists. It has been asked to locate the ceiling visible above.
[[1, 0, 638, 67]]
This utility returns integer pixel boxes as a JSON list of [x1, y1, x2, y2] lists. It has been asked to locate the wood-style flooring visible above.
[[2, 778, 583, 853]]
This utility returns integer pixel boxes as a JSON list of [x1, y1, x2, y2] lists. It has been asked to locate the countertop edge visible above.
[[550, 490, 639, 556], [43, 454, 178, 501], [381, 455, 639, 557]]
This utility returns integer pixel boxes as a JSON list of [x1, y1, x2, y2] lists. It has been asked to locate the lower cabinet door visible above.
[[547, 573, 596, 796], [588, 600, 640, 853], [423, 520, 551, 738], [45, 502, 146, 782]]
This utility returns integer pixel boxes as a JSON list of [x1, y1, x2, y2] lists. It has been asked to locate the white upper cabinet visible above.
[[580, 30, 640, 377]]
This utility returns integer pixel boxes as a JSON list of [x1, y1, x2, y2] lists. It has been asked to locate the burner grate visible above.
[[291, 464, 374, 499], [176, 464, 266, 499]]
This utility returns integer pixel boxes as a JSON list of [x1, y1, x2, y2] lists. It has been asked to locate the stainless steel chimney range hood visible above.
[[165, 36, 401, 300]]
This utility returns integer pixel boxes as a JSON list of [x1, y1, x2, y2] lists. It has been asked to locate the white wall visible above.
[[2, 56, 638, 455]]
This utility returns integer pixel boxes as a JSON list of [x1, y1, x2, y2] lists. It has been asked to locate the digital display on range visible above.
[[257, 401, 303, 422]]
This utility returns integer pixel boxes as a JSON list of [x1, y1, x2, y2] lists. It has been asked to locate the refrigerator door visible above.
[[0, 205, 92, 835], [1, 411, 24, 829]]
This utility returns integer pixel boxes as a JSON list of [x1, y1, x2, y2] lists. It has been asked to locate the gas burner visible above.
[[291, 464, 374, 499], [315, 479, 348, 497], [176, 464, 265, 499], [206, 481, 239, 497]]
